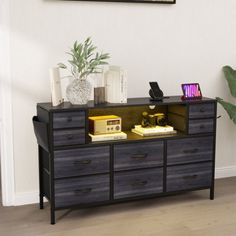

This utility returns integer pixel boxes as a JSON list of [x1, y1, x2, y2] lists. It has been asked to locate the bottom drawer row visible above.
[[55, 163, 212, 208]]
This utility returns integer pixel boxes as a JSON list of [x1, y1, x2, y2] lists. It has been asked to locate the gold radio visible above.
[[89, 115, 122, 135]]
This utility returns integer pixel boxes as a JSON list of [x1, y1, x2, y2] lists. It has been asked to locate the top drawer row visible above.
[[189, 103, 215, 119], [53, 111, 86, 129]]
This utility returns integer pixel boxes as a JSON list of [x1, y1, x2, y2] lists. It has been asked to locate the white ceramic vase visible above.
[[66, 78, 92, 105]]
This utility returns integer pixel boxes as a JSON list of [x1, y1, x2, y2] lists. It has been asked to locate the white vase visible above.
[[66, 78, 92, 105]]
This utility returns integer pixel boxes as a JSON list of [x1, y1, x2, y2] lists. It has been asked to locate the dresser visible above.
[[34, 96, 217, 224]]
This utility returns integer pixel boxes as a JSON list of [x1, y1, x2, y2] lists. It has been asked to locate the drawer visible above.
[[53, 129, 85, 147], [114, 168, 163, 199], [55, 174, 110, 208], [54, 146, 110, 178], [53, 111, 85, 129], [189, 103, 215, 119], [114, 141, 164, 171], [166, 162, 212, 192], [188, 119, 214, 134], [167, 136, 214, 165]]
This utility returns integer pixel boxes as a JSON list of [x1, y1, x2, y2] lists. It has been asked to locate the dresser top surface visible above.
[[37, 96, 216, 112]]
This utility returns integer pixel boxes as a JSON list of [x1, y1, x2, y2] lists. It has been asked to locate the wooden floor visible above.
[[0, 177, 236, 236]]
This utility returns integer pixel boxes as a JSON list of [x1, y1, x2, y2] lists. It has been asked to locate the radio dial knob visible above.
[[116, 126, 120, 130]]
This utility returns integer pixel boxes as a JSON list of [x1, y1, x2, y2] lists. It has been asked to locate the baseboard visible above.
[[215, 165, 236, 179], [13, 166, 236, 206], [14, 191, 47, 206]]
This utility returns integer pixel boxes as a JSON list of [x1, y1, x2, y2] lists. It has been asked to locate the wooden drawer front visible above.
[[55, 174, 109, 208], [189, 103, 215, 119], [114, 141, 164, 171], [167, 136, 214, 165], [53, 129, 85, 147], [114, 168, 163, 199], [166, 162, 212, 192], [54, 146, 110, 178], [53, 111, 85, 129], [188, 119, 214, 134]]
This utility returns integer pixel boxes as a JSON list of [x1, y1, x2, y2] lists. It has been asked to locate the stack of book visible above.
[[89, 132, 127, 142], [132, 125, 176, 137]]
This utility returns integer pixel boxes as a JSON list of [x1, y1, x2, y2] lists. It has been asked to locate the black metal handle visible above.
[[67, 117, 73, 122], [73, 160, 92, 165], [67, 135, 74, 140], [183, 148, 198, 154], [74, 188, 92, 195], [131, 180, 148, 187], [131, 153, 148, 159], [183, 174, 198, 180]]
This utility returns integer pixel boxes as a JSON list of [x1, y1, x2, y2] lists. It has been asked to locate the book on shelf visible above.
[[89, 132, 127, 142], [134, 125, 174, 134], [131, 129, 177, 137]]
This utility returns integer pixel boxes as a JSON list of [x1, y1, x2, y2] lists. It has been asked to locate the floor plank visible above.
[[0, 177, 236, 236]]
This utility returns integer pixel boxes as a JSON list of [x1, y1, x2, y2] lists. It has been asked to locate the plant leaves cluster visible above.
[[58, 37, 110, 79], [217, 65, 236, 124]]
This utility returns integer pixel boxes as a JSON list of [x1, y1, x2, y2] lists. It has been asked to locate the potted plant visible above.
[[217, 66, 236, 123], [58, 37, 110, 105]]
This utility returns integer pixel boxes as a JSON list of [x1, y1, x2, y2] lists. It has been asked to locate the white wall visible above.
[[5, 0, 236, 202]]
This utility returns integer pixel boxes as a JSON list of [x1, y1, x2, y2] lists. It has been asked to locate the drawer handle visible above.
[[74, 188, 92, 195], [73, 160, 92, 165], [199, 125, 205, 129], [183, 148, 198, 154], [131, 153, 148, 159], [183, 174, 198, 180], [200, 108, 205, 113], [67, 135, 74, 140], [131, 180, 148, 187], [67, 117, 73, 122]]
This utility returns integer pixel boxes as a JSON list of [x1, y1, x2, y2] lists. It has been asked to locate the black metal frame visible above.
[[35, 96, 216, 224]]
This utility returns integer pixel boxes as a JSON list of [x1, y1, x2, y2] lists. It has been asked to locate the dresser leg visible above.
[[51, 208, 55, 225], [210, 187, 214, 200], [39, 195, 44, 209]]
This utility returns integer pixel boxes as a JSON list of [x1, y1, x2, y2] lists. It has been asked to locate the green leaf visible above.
[[57, 63, 67, 69], [223, 66, 236, 98], [217, 97, 236, 124]]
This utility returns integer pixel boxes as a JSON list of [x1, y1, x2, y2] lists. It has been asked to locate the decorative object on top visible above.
[[217, 66, 236, 124], [149, 82, 164, 101], [58, 37, 110, 105], [181, 83, 202, 100], [49, 67, 64, 106], [105, 66, 127, 103], [94, 71, 106, 105]]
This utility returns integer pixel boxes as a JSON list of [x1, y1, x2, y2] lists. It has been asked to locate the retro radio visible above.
[[89, 115, 122, 135]]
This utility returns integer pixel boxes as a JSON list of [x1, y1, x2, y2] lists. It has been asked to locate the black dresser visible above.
[[34, 96, 217, 224]]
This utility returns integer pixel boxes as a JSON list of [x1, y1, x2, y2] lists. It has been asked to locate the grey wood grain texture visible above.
[[188, 119, 214, 134], [53, 128, 85, 147], [166, 162, 212, 192], [53, 111, 85, 129], [189, 103, 215, 119], [114, 141, 164, 171], [114, 168, 163, 199], [54, 146, 110, 178], [55, 174, 110, 208], [167, 136, 214, 165]]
